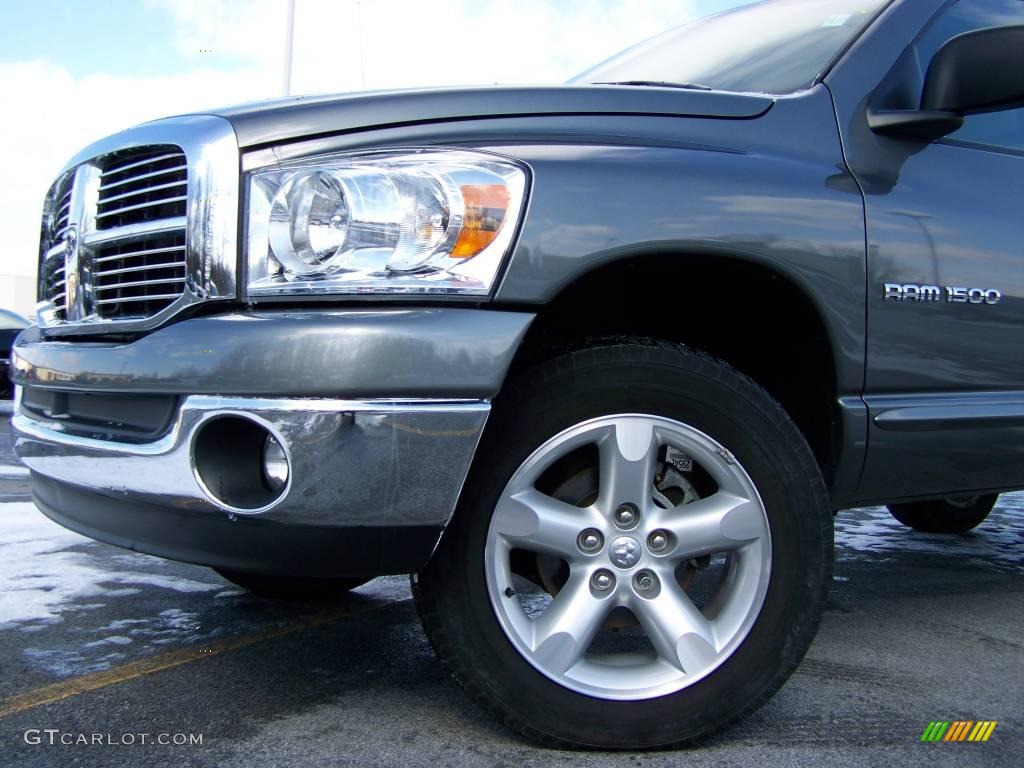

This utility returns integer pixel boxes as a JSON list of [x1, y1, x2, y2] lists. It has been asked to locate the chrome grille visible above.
[[53, 185, 73, 241], [96, 148, 188, 230], [38, 178, 73, 322], [41, 261, 68, 322], [35, 116, 238, 336], [94, 231, 188, 319], [38, 144, 189, 325]]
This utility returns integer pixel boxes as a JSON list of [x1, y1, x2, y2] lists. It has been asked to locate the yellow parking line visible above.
[[0, 598, 405, 719]]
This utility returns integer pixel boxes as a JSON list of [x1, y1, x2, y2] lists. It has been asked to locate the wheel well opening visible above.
[[504, 253, 841, 487]]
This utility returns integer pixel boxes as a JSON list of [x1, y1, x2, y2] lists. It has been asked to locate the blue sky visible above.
[[0, 0, 756, 290], [3, 2, 191, 76]]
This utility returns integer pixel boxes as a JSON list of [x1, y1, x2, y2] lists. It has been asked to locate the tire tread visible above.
[[414, 339, 833, 749]]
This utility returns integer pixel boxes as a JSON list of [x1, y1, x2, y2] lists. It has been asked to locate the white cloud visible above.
[[161, 0, 285, 64], [0, 0, 696, 285], [159, 0, 699, 91], [0, 60, 272, 281], [174, 0, 696, 91]]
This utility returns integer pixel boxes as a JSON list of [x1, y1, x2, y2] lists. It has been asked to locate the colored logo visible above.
[[921, 721, 997, 742]]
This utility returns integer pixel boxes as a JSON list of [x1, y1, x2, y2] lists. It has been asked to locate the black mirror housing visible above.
[[869, 25, 1024, 141], [922, 26, 1024, 114], [866, 109, 964, 141]]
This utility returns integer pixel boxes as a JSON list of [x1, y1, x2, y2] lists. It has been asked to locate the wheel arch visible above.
[[498, 250, 845, 493]]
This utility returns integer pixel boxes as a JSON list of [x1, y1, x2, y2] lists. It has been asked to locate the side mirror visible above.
[[868, 25, 1024, 141]]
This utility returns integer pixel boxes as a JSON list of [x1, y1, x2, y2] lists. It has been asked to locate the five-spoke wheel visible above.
[[485, 414, 771, 699], [414, 342, 832, 748]]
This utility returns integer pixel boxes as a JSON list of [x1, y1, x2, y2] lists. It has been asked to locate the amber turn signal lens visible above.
[[452, 184, 512, 258]]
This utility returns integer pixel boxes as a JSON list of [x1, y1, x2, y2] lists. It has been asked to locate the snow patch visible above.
[[835, 493, 1024, 573], [83, 635, 133, 648], [0, 502, 221, 629]]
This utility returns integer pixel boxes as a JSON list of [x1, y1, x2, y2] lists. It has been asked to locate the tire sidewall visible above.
[[426, 345, 831, 747], [889, 495, 997, 534]]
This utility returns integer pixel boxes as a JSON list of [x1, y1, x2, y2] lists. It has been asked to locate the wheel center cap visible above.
[[609, 536, 642, 569]]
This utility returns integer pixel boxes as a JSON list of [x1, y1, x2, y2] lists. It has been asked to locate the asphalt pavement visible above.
[[0, 413, 1021, 767]]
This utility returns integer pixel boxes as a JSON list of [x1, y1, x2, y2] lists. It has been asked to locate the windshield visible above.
[[574, 0, 890, 95]]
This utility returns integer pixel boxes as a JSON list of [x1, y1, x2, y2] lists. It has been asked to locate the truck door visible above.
[[829, 0, 1024, 501]]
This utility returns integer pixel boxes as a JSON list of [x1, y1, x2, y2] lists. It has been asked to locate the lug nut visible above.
[[647, 530, 669, 553], [614, 504, 638, 528], [591, 570, 615, 592], [577, 528, 604, 554], [634, 570, 657, 593]]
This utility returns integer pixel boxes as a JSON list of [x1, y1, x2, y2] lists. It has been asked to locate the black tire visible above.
[[214, 569, 371, 600], [413, 341, 833, 749], [888, 494, 998, 535]]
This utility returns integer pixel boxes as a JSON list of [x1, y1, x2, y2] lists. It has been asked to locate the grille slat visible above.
[[94, 244, 185, 264], [96, 293, 185, 307], [96, 194, 188, 222], [103, 152, 184, 177], [39, 143, 190, 325], [45, 242, 67, 260], [95, 277, 187, 293], [86, 217, 188, 246], [94, 260, 187, 278]]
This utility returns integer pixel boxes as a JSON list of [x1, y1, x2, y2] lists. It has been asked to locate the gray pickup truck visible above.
[[9, 0, 1024, 750]]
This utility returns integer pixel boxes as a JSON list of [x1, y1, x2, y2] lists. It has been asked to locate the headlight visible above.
[[246, 149, 528, 297]]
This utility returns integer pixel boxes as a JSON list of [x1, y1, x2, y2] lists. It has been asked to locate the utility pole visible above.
[[283, 0, 296, 96]]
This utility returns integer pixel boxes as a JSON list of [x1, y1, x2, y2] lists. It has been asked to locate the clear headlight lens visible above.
[[247, 150, 527, 297]]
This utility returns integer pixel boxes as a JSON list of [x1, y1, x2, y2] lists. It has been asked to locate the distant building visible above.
[[0, 274, 36, 320]]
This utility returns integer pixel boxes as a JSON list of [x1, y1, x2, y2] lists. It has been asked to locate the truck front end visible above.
[[11, 114, 533, 578]]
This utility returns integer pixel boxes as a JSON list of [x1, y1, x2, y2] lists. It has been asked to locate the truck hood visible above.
[[203, 85, 774, 148]]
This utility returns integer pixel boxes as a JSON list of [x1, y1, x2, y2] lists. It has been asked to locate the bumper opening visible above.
[[193, 415, 289, 511], [20, 388, 178, 443]]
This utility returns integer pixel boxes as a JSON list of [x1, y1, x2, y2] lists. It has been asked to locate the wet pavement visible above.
[[0, 413, 1021, 767]]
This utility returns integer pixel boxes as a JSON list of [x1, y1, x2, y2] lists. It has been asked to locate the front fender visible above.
[[493, 86, 865, 397]]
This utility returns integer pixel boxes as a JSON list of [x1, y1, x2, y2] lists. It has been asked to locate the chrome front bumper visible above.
[[8, 306, 530, 574], [13, 391, 489, 529]]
